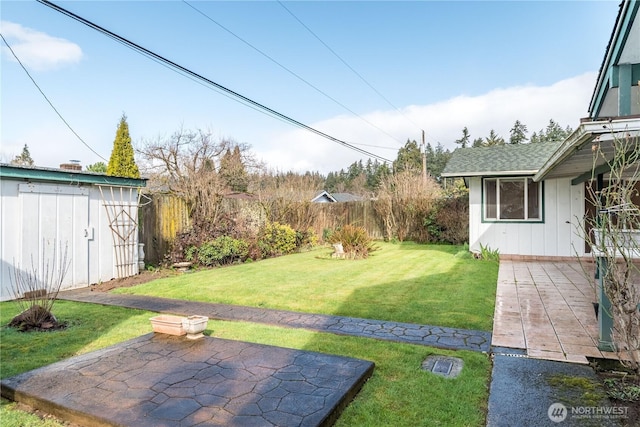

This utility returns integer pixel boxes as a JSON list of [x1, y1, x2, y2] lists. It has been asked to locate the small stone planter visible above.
[[150, 315, 186, 336], [182, 315, 209, 340]]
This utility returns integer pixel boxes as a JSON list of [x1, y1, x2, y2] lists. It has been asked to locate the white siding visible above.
[[1, 180, 140, 301], [468, 177, 586, 257]]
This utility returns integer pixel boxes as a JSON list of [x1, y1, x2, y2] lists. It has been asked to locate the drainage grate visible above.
[[432, 360, 453, 375], [421, 356, 463, 378], [497, 353, 528, 358]]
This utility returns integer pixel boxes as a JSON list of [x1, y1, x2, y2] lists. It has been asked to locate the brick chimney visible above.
[[60, 160, 82, 171]]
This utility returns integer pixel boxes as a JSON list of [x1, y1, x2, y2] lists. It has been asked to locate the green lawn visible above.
[[116, 241, 498, 331], [1, 300, 491, 427]]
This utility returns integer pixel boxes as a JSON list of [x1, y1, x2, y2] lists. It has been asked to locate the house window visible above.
[[483, 177, 542, 221]]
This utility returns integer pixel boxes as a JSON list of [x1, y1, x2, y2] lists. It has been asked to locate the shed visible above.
[[0, 164, 147, 301]]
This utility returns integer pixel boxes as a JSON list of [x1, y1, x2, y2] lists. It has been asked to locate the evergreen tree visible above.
[[425, 142, 452, 181], [531, 119, 573, 143], [86, 161, 107, 173], [455, 127, 471, 148], [472, 137, 485, 148], [485, 129, 506, 146], [11, 144, 35, 166], [107, 114, 140, 178], [219, 145, 248, 192], [393, 139, 422, 173], [509, 120, 528, 144]]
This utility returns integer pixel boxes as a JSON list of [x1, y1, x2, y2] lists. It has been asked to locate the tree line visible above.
[[10, 115, 573, 196]]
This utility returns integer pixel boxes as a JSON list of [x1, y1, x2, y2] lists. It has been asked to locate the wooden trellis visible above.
[[97, 185, 141, 279]]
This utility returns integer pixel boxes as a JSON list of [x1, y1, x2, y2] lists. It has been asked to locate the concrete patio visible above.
[[492, 259, 621, 364], [1, 333, 374, 427]]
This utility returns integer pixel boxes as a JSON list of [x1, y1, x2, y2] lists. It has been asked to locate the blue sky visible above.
[[1, 1, 621, 173]]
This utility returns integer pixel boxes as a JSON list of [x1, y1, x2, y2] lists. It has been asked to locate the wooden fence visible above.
[[139, 194, 465, 264]]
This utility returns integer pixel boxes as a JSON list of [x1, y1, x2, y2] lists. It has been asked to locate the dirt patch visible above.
[[89, 269, 177, 292]]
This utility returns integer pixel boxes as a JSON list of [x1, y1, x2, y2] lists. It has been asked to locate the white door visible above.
[[18, 184, 89, 292]]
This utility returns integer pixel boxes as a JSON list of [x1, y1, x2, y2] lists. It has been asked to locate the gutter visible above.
[[441, 170, 538, 178]]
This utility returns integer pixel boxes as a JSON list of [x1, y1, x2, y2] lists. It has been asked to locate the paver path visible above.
[[58, 288, 491, 353]]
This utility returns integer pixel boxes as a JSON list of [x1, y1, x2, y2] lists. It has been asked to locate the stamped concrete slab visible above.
[[1, 334, 374, 427]]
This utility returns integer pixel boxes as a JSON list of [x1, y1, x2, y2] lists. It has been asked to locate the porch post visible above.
[[597, 256, 616, 351], [596, 173, 615, 351]]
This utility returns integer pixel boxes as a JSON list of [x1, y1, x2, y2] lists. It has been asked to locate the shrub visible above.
[[423, 186, 469, 245], [168, 213, 249, 265], [295, 228, 319, 251], [258, 222, 297, 257], [196, 236, 249, 266], [327, 224, 377, 259]]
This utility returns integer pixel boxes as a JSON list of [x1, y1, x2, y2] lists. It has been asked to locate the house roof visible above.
[[311, 190, 337, 203], [441, 142, 562, 178], [332, 193, 364, 202], [0, 163, 147, 187], [311, 190, 364, 203]]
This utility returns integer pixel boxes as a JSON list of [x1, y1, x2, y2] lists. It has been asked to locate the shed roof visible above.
[[441, 142, 562, 178], [0, 164, 147, 187]]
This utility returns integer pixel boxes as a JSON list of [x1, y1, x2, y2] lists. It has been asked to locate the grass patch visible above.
[[115, 242, 498, 331], [548, 374, 607, 407], [1, 300, 491, 427]]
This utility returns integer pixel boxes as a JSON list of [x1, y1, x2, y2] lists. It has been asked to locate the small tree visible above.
[[107, 114, 140, 178], [580, 131, 640, 374], [374, 168, 442, 242], [11, 144, 35, 166], [9, 241, 70, 331], [509, 120, 529, 145], [219, 145, 249, 192], [86, 161, 107, 173]]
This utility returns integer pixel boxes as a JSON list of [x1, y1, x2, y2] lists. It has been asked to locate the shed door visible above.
[[18, 184, 89, 291]]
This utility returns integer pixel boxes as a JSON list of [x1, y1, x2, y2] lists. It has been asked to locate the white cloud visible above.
[[1, 21, 82, 71], [259, 72, 597, 174]]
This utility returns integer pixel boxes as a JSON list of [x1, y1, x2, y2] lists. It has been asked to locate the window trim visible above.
[[481, 176, 544, 223]]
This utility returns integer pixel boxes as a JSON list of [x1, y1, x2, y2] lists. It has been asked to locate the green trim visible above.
[[0, 164, 146, 187], [571, 163, 613, 186], [591, 1, 640, 118], [481, 177, 545, 224], [618, 64, 632, 116]]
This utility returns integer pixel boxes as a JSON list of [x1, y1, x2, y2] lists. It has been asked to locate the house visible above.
[[311, 190, 365, 203], [442, 0, 640, 259], [0, 163, 147, 301]]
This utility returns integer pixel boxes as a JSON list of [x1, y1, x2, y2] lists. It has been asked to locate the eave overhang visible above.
[[0, 164, 147, 187], [533, 117, 640, 184]]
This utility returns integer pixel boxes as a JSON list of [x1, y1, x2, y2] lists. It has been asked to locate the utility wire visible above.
[[0, 32, 108, 162], [277, 0, 425, 136], [37, 0, 391, 163], [182, 0, 405, 146]]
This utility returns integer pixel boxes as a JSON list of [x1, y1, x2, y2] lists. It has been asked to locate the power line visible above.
[[37, 0, 391, 164], [277, 0, 424, 135], [0, 32, 108, 162], [182, 0, 405, 146]]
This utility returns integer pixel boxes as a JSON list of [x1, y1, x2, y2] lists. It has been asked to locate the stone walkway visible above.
[[58, 288, 492, 353]]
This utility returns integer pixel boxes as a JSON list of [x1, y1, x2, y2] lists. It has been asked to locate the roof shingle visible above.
[[441, 142, 562, 177]]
